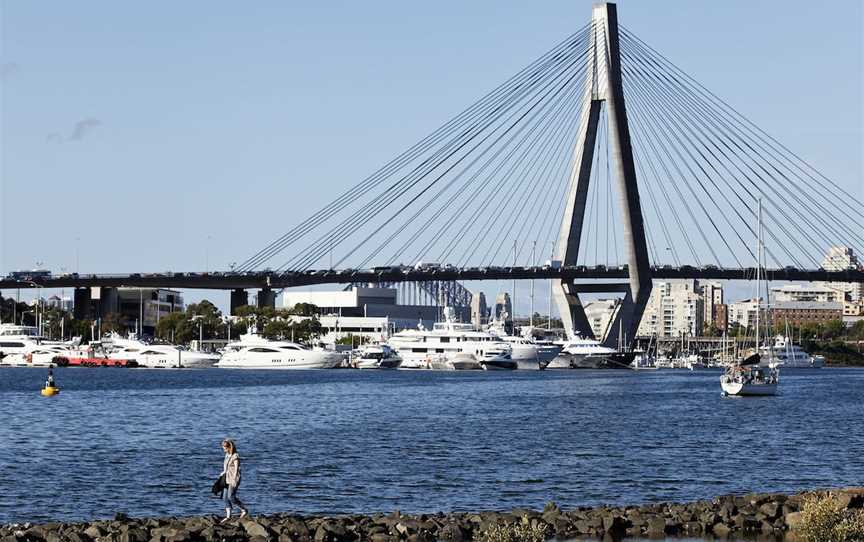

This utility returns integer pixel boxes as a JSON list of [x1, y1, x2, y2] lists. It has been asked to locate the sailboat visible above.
[[720, 199, 780, 397]]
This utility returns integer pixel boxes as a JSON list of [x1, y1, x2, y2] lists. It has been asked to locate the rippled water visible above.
[[0, 367, 861, 525]]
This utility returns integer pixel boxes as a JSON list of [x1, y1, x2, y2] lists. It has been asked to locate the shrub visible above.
[[473, 515, 549, 542], [796, 493, 864, 542]]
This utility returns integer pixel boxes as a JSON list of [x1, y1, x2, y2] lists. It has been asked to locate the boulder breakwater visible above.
[[2, 488, 862, 541]]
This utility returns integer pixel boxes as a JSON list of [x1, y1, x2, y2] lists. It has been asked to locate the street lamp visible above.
[[191, 315, 204, 351], [23, 281, 43, 337]]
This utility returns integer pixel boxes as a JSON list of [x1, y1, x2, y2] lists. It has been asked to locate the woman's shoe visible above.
[[219, 516, 232, 524], [239, 509, 249, 519]]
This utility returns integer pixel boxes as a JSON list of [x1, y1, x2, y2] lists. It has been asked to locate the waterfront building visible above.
[[699, 281, 723, 328], [819, 246, 863, 302], [713, 303, 729, 332], [116, 288, 183, 334], [770, 301, 843, 327], [637, 279, 704, 338], [317, 315, 393, 344], [46, 295, 73, 312], [771, 284, 843, 303], [583, 298, 619, 339], [283, 286, 440, 331], [727, 298, 760, 331], [470, 292, 487, 328]]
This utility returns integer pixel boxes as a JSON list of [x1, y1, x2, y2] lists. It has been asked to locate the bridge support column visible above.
[[230, 289, 248, 315], [257, 288, 276, 310], [73, 288, 92, 320], [96, 287, 119, 319], [554, 2, 652, 347]]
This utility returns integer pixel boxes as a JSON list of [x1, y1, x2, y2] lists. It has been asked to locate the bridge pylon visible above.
[[554, 2, 652, 347]]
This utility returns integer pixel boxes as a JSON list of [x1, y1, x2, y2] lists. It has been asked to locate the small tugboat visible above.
[[40, 365, 61, 397]]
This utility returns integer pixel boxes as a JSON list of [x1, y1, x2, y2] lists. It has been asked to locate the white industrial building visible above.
[[819, 246, 863, 302], [283, 286, 441, 341]]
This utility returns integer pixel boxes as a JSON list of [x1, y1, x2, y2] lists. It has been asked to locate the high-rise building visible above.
[[471, 292, 487, 328], [727, 298, 760, 330], [583, 298, 619, 340], [819, 246, 863, 302], [493, 292, 512, 322], [637, 279, 704, 337], [699, 281, 723, 328]]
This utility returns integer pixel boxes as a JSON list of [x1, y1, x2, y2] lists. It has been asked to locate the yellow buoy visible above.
[[41, 386, 60, 397]]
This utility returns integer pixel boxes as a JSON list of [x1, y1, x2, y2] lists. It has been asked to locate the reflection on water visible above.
[[0, 367, 861, 526]]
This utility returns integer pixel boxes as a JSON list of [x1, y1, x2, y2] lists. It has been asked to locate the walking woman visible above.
[[219, 439, 249, 522]]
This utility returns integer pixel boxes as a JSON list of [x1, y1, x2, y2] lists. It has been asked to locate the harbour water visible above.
[[1, 367, 862, 526]]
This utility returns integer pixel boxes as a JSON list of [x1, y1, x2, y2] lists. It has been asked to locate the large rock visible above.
[[241, 519, 273, 539]]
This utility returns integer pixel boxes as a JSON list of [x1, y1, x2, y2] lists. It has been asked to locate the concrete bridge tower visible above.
[[554, 2, 652, 347]]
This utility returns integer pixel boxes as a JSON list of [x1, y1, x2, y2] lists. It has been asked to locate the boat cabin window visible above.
[[140, 350, 161, 355], [280, 345, 302, 350], [440, 337, 450, 343], [411, 348, 427, 353], [0, 342, 25, 348], [248, 347, 280, 353]]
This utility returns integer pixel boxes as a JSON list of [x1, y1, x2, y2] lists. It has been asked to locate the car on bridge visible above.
[[7, 269, 51, 280]]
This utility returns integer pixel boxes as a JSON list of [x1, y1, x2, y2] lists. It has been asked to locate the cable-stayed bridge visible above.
[[4, 3, 862, 345]]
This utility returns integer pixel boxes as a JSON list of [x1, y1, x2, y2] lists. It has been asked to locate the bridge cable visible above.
[[281, 34, 592, 272], [620, 37, 856, 264], [317, 41, 594, 272], [239, 24, 591, 272]]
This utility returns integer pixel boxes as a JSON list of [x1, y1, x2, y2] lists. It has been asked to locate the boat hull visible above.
[[721, 380, 777, 396], [481, 359, 518, 370], [356, 358, 402, 369]]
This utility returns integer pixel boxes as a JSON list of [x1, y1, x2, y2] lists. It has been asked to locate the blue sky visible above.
[[1, 1, 861, 313]]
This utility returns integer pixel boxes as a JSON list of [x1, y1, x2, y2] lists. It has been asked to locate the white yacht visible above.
[[217, 333, 343, 369], [0, 344, 72, 367], [0, 324, 43, 358], [630, 351, 658, 370], [486, 321, 561, 370], [104, 333, 220, 368], [553, 334, 618, 368], [354, 344, 402, 369], [760, 335, 824, 369], [387, 309, 514, 370]]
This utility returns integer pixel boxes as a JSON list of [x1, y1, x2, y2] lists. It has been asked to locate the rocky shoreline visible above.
[[2, 487, 862, 541]]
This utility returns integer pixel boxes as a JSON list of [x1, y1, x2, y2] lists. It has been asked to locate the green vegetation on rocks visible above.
[[795, 491, 864, 542]]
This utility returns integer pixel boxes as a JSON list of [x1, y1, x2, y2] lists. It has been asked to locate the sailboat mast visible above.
[[755, 198, 762, 349]]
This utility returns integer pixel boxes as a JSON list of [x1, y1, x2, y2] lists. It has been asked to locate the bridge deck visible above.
[[1, 266, 862, 290]]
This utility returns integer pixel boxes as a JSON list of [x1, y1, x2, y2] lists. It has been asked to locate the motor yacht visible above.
[[0, 344, 72, 367], [760, 335, 824, 369], [0, 324, 43, 359], [552, 334, 619, 369], [354, 344, 402, 369], [387, 308, 513, 370], [486, 320, 561, 370], [103, 333, 220, 368], [217, 333, 343, 369], [630, 351, 658, 370]]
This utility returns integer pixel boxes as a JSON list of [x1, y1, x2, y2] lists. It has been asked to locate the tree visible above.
[[823, 319, 845, 341], [850, 320, 864, 341], [262, 319, 294, 341], [287, 303, 320, 317], [101, 312, 127, 335]]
